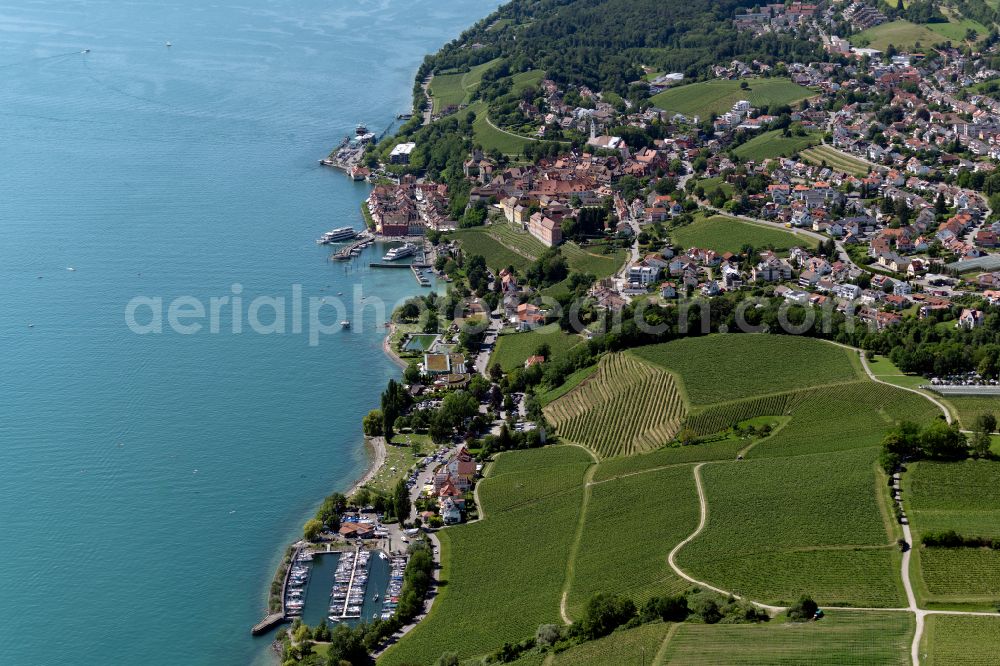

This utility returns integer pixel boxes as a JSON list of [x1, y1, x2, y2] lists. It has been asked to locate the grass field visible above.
[[924, 17, 988, 43], [490, 323, 582, 372], [677, 447, 906, 607], [696, 176, 733, 197], [544, 353, 688, 458], [631, 335, 864, 406], [733, 129, 822, 161], [379, 447, 590, 665], [850, 20, 945, 50], [538, 363, 598, 406], [561, 241, 627, 279], [669, 213, 818, 255], [650, 78, 814, 118], [800, 145, 870, 177], [660, 611, 913, 665], [867, 355, 929, 391], [428, 72, 469, 113], [905, 460, 1000, 606], [566, 465, 699, 616], [921, 615, 1000, 665], [451, 226, 530, 270]]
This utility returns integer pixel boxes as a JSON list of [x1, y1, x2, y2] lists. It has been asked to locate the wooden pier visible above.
[[251, 613, 286, 636]]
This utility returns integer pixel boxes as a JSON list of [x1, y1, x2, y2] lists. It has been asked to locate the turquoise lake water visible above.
[[0, 1, 498, 663]]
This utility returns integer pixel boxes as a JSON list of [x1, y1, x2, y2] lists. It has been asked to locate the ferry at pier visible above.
[[316, 227, 357, 244], [382, 243, 416, 261]]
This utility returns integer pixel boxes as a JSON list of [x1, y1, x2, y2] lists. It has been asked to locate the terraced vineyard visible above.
[[686, 392, 800, 436], [544, 353, 687, 458], [486, 222, 545, 260]]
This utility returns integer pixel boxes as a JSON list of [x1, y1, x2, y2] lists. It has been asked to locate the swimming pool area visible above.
[[403, 334, 439, 352]]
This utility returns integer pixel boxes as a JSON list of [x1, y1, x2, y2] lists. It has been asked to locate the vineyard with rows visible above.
[[686, 392, 800, 436], [566, 466, 699, 617], [922, 616, 1000, 665], [660, 611, 913, 665], [676, 447, 906, 607], [543, 353, 688, 458], [379, 448, 589, 665]]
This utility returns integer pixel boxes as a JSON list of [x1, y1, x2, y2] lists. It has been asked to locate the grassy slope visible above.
[[670, 213, 818, 255], [800, 144, 870, 177], [650, 78, 814, 117], [490, 323, 583, 372], [631, 334, 863, 405], [733, 129, 821, 161], [850, 20, 944, 50]]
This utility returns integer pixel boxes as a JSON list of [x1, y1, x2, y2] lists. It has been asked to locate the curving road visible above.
[[661, 343, 996, 665]]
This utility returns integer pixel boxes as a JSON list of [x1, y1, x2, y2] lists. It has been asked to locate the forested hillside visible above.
[[420, 0, 824, 94]]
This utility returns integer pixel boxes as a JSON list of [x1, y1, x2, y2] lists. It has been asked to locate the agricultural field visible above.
[[749, 382, 938, 459], [490, 323, 583, 372], [631, 334, 864, 405], [379, 448, 589, 665], [660, 611, 913, 665], [538, 363, 598, 406], [650, 78, 814, 118], [466, 101, 536, 156], [561, 241, 627, 279], [451, 226, 528, 270], [695, 176, 733, 197], [590, 437, 746, 483], [428, 72, 469, 113], [543, 353, 688, 458], [488, 442, 595, 477], [565, 466, 699, 616], [732, 129, 822, 161], [905, 460, 1000, 605], [677, 447, 907, 607], [935, 394, 1000, 431], [867, 354, 929, 390], [485, 221, 546, 260], [459, 57, 502, 90], [549, 621, 672, 666], [799, 144, 871, 176], [669, 213, 819, 255], [921, 615, 1000, 665], [850, 20, 945, 50]]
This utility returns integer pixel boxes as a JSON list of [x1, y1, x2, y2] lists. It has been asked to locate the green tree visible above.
[[303, 518, 323, 541], [577, 593, 636, 639], [920, 421, 968, 460], [787, 594, 818, 621], [363, 409, 384, 437], [393, 478, 411, 522]]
